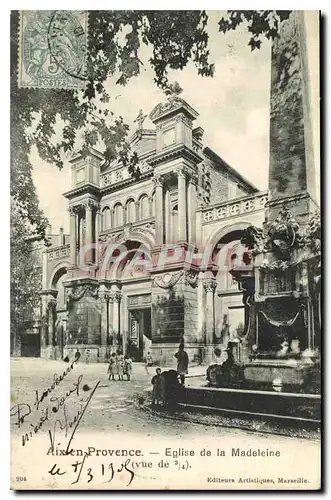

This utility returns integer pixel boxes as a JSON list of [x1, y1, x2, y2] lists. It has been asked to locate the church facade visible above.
[[40, 97, 267, 364]]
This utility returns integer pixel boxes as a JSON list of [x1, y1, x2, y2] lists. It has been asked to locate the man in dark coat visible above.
[[175, 343, 189, 386]]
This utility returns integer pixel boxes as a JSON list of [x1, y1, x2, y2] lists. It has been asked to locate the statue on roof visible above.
[[134, 109, 147, 130], [164, 81, 183, 97], [149, 81, 200, 125]]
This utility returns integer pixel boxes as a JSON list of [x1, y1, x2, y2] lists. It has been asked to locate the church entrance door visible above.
[[128, 308, 151, 361]]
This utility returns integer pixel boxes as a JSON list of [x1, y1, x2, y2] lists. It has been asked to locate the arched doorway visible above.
[[101, 238, 153, 361], [211, 228, 249, 347], [115, 242, 152, 361]]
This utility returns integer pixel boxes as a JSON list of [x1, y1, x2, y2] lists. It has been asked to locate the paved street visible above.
[[10, 357, 321, 490], [10, 357, 319, 439], [10, 357, 209, 438]]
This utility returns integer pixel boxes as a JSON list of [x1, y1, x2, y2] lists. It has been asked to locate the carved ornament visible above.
[[152, 271, 183, 289], [303, 211, 321, 255], [241, 206, 304, 261], [66, 284, 99, 302], [203, 279, 217, 293], [150, 96, 187, 122]]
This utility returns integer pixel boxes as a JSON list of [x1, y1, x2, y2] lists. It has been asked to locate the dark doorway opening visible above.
[[127, 308, 151, 361], [21, 332, 40, 357]]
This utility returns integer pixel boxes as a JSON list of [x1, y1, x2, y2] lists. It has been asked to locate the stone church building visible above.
[[40, 96, 267, 364]]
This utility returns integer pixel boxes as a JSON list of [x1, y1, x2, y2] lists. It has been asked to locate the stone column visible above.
[[178, 169, 187, 242], [85, 201, 93, 264], [195, 202, 203, 251], [187, 175, 197, 245], [164, 188, 171, 243], [40, 295, 48, 350], [203, 279, 217, 345], [108, 294, 114, 344], [95, 207, 101, 265], [99, 293, 109, 347], [48, 301, 56, 347], [69, 206, 77, 266], [111, 292, 121, 346], [153, 176, 164, 245], [197, 272, 205, 343]]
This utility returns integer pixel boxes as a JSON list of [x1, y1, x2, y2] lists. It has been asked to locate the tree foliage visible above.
[[10, 198, 43, 351]]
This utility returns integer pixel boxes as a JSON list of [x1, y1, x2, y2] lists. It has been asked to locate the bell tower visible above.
[[62, 149, 103, 361], [149, 97, 204, 364], [149, 96, 201, 248]]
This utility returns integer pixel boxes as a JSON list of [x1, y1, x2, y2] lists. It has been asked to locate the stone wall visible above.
[[183, 286, 199, 343], [151, 287, 184, 344], [67, 296, 101, 345], [208, 163, 229, 205]]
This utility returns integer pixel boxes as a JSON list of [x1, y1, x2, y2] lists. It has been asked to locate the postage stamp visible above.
[[18, 10, 88, 89]]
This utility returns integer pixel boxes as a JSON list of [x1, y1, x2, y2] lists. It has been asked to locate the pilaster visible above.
[[187, 174, 197, 245], [69, 206, 77, 267], [177, 168, 187, 242], [153, 176, 164, 245], [203, 278, 217, 345]]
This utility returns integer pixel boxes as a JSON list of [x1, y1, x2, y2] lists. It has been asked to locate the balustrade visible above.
[[202, 192, 268, 225]]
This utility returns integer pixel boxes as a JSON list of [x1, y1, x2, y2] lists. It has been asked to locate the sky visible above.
[[31, 11, 320, 234]]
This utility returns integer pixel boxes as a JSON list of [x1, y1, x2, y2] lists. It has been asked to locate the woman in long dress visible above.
[[108, 352, 117, 381]]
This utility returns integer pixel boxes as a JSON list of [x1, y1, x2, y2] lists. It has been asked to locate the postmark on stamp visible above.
[[19, 10, 88, 89]]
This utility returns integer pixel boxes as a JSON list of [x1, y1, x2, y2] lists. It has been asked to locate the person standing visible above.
[[144, 351, 153, 375], [108, 352, 117, 381], [117, 350, 125, 381], [151, 368, 163, 405], [124, 354, 133, 381], [175, 343, 189, 386]]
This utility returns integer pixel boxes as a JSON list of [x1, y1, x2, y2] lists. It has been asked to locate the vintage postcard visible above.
[[10, 10, 321, 490]]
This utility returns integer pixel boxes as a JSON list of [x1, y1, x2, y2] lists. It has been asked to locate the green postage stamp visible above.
[[18, 10, 88, 89]]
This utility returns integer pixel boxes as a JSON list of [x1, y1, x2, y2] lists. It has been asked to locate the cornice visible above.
[[63, 183, 101, 200], [149, 144, 203, 167]]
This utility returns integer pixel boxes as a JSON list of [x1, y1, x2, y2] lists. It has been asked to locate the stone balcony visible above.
[[202, 191, 268, 225]]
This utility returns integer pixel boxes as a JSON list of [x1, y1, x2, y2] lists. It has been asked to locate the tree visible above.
[[10, 198, 44, 354], [11, 10, 291, 238]]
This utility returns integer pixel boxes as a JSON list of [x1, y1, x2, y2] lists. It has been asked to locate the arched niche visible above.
[[50, 265, 68, 309], [126, 199, 136, 223]]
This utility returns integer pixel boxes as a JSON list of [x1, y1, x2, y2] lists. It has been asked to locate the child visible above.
[[145, 351, 153, 375], [107, 352, 117, 381], [124, 354, 133, 381], [151, 368, 163, 405], [146, 351, 153, 366], [117, 351, 125, 381]]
